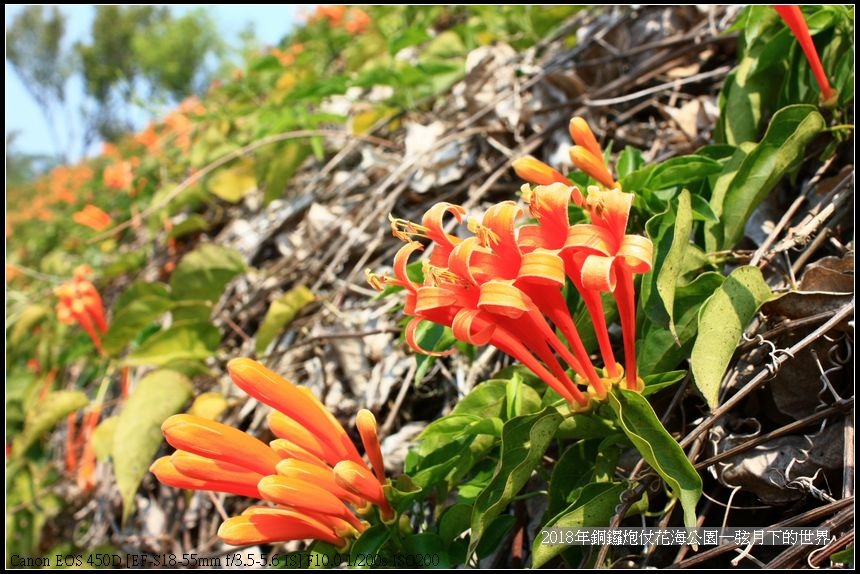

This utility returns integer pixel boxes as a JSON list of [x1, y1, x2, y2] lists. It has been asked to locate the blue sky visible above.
[[5, 5, 304, 161]]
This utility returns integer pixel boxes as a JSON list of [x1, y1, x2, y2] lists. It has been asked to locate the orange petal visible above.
[[269, 438, 330, 467], [569, 117, 604, 163], [227, 359, 364, 466], [404, 316, 457, 357], [517, 250, 566, 287], [580, 254, 617, 292], [218, 508, 345, 547], [149, 456, 261, 499], [333, 460, 394, 521], [267, 411, 332, 463], [512, 156, 570, 186], [257, 475, 363, 530], [451, 308, 495, 346], [161, 414, 281, 476], [275, 458, 364, 506], [617, 235, 653, 274], [355, 410, 386, 483], [476, 281, 530, 318], [171, 451, 266, 489], [569, 146, 616, 189]]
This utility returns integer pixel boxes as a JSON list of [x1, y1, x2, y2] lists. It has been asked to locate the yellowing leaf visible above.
[[188, 392, 228, 420], [112, 370, 193, 522], [14, 391, 88, 454], [255, 285, 315, 355], [92, 416, 118, 461], [207, 157, 257, 203]]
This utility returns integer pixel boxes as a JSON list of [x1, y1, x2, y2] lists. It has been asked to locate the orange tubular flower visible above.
[[773, 5, 837, 106], [103, 160, 135, 193], [55, 275, 109, 353], [73, 205, 112, 231], [370, 116, 653, 404], [152, 359, 394, 549]]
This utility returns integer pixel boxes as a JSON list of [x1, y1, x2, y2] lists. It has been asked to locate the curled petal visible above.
[[586, 187, 633, 243], [393, 241, 424, 289], [405, 317, 456, 357], [565, 224, 616, 255], [477, 281, 530, 318], [517, 250, 566, 287], [580, 255, 617, 292], [451, 308, 494, 346], [617, 235, 653, 274], [478, 201, 522, 259], [161, 414, 281, 476]]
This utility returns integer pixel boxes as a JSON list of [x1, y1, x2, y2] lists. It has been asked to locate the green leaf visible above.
[[10, 304, 49, 346], [531, 482, 626, 568], [170, 243, 246, 303], [439, 503, 472, 544], [167, 214, 209, 239], [207, 157, 257, 203], [707, 105, 825, 251], [642, 370, 687, 396], [14, 390, 88, 454], [468, 407, 562, 558], [607, 388, 702, 529], [91, 416, 118, 461], [637, 272, 725, 376], [122, 321, 220, 367], [351, 524, 391, 568], [646, 155, 724, 191], [112, 369, 193, 522], [548, 441, 601, 516], [690, 266, 773, 408], [262, 142, 312, 205], [255, 285, 315, 355], [405, 533, 451, 566], [656, 190, 693, 341], [103, 282, 174, 356]]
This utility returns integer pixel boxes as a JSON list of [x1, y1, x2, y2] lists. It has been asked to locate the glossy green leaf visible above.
[[608, 388, 702, 529], [122, 321, 220, 367], [255, 285, 315, 355], [468, 407, 562, 558], [642, 370, 687, 396], [14, 390, 88, 454], [691, 265, 773, 408], [531, 482, 626, 568], [646, 155, 724, 191], [708, 105, 824, 251], [103, 282, 174, 356], [170, 243, 246, 303], [351, 524, 391, 568], [113, 369, 193, 522]]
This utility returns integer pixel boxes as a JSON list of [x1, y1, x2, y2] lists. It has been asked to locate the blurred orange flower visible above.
[[73, 205, 112, 231]]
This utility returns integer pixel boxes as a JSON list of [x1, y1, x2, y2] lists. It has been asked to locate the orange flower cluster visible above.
[[270, 43, 305, 67], [55, 266, 108, 353], [312, 5, 371, 34], [369, 117, 652, 408], [151, 359, 394, 548], [73, 204, 112, 231], [103, 160, 136, 193]]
